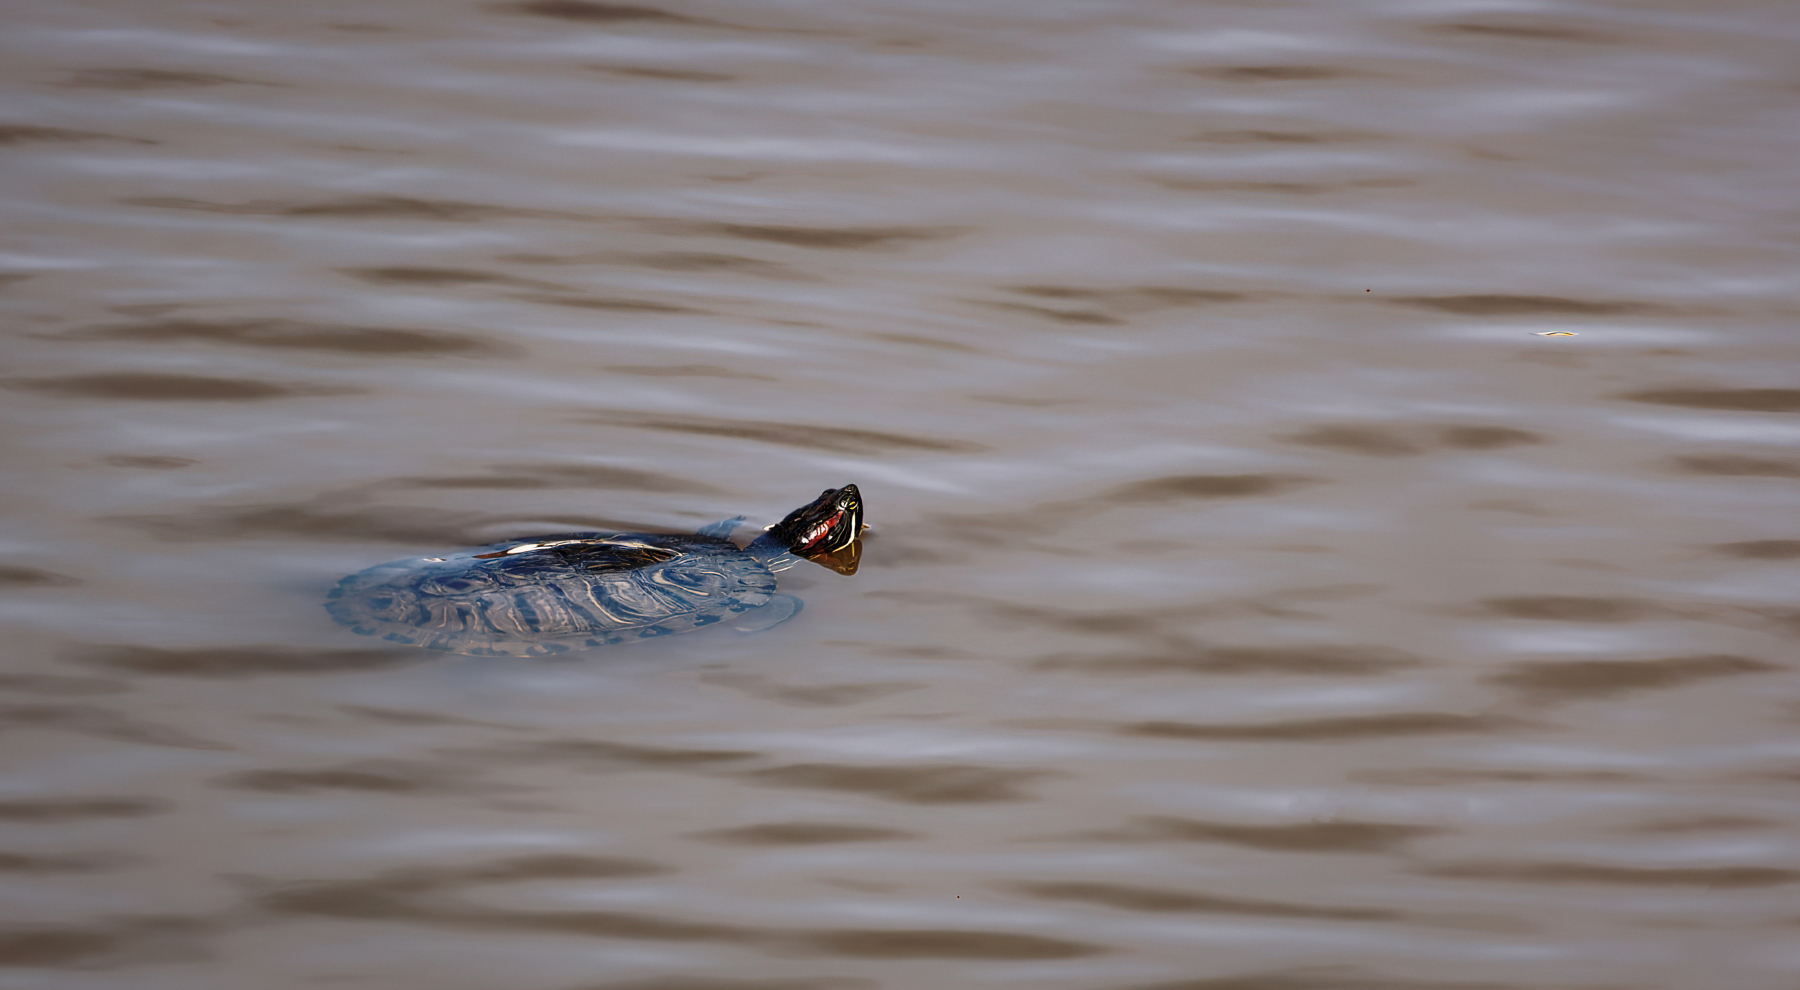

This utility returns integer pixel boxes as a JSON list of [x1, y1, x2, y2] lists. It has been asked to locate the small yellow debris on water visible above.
[[1533, 331, 1578, 336]]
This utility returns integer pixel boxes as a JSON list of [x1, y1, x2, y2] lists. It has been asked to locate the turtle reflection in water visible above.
[[326, 485, 864, 657]]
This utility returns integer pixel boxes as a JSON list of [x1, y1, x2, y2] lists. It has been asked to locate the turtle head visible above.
[[768, 484, 863, 558]]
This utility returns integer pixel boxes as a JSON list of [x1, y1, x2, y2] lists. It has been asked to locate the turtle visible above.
[[325, 484, 863, 657]]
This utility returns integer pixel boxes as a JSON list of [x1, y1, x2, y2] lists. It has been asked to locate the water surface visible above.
[[3, 1, 1798, 988]]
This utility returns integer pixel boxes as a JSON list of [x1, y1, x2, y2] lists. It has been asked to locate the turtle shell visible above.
[[325, 531, 776, 657]]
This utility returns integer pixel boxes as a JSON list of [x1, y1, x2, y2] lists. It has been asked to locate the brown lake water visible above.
[[3, 0, 1799, 987]]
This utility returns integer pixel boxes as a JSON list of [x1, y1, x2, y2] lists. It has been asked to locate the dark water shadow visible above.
[[1388, 294, 1670, 316], [267, 854, 675, 890], [980, 300, 1122, 325], [1009, 881, 1405, 922], [606, 364, 776, 380], [871, 583, 1374, 636], [55, 68, 265, 89], [0, 796, 165, 820], [738, 763, 1059, 804], [0, 702, 229, 749], [99, 454, 197, 468], [1088, 474, 1321, 504], [1190, 129, 1379, 144], [780, 929, 1100, 959], [1154, 179, 1412, 195], [0, 851, 139, 873], [65, 644, 420, 678], [1284, 425, 1425, 456], [1479, 596, 1652, 621], [1482, 654, 1778, 703], [1037, 287, 1252, 305], [661, 222, 960, 250], [60, 318, 515, 358], [1035, 642, 1422, 677], [3, 373, 359, 401], [1283, 424, 1544, 457], [350, 853, 674, 885], [1671, 454, 1800, 478], [258, 856, 1097, 962], [1622, 388, 1800, 412], [1103, 969, 1521, 990], [0, 673, 125, 696], [124, 195, 596, 222], [0, 915, 216, 968], [217, 758, 496, 796], [1194, 66, 1356, 82], [255, 855, 1103, 958], [1065, 816, 1441, 853], [914, 478, 1300, 551], [0, 565, 81, 588], [1351, 767, 1643, 785], [102, 498, 608, 545], [512, 292, 708, 313], [689, 822, 919, 846], [1437, 426, 1545, 449], [997, 286, 1253, 326], [576, 410, 983, 454], [699, 672, 923, 706], [495, 1, 708, 24], [337, 704, 521, 730], [494, 0, 844, 38], [586, 64, 739, 82], [453, 738, 761, 772], [865, 330, 981, 353], [1120, 712, 1526, 742], [338, 265, 562, 290], [0, 124, 155, 145], [501, 250, 806, 280], [1625, 815, 1777, 833], [251, 850, 1115, 962], [379, 462, 719, 494], [248, 854, 734, 941], [1426, 21, 1615, 43], [1414, 860, 1797, 887], [565, 979, 873, 990], [1713, 539, 1800, 559]]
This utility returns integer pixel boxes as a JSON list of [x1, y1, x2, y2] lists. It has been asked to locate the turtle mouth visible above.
[[770, 484, 863, 558], [795, 510, 845, 553]]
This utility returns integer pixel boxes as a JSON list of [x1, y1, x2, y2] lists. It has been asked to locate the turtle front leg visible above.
[[696, 515, 747, 540], [730, 594, 802, 633]]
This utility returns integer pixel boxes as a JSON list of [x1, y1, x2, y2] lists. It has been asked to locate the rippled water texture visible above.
[[4, 0, 1799, 987]]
